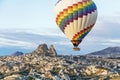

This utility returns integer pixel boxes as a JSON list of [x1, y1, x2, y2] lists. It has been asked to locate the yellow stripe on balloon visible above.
[[83, 1, 87, 7], [63, 9, 68, 16], [73, 4, 78, 11], [68, 6, 73, 13], [78, 2, 83, 9]]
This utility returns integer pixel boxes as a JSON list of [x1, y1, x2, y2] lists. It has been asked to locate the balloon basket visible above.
[[73, 47, 80, 51]]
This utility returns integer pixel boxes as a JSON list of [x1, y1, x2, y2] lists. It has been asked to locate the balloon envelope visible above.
[[54, 0, 97, 50]]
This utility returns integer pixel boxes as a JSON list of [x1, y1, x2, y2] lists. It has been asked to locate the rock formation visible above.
[[32, 44, 57, 57], [48, 45, 57, 57]]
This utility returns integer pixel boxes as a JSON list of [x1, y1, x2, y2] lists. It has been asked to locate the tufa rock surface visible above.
[[48, 45, 57, 57], [32, 44, 57, 57]]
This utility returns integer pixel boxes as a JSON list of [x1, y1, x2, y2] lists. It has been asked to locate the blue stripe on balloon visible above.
[[69, 13, 73, 22], [78, 30, 90, 41], [73, 11, 78, 20], [83, 6, 87, 15], [78, 8, 83, 17]]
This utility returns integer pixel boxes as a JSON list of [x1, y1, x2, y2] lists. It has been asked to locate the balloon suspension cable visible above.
[[71, 40, 81, 51]]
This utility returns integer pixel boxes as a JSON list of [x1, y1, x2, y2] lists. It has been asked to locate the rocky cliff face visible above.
[[32, 44, 57, 57]]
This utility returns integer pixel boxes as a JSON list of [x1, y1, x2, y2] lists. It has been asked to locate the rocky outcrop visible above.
[[32, 44, 57, 57], [48, 45, 57, 57], [32, 44, 48, 54]]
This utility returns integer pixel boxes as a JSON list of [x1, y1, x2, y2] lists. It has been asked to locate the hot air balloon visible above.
[[54, 0, 97, 51]]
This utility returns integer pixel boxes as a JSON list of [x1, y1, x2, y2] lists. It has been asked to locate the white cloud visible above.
[[93, 15, 120, 32], [109, 39, 120, 43], [0, 37, 37, 49], [0, 28, 66, 38], [101, 39, 120, 46], [0, 14, 120, 54], [53, 41, 71, 45], [101, 42, 120, 46]]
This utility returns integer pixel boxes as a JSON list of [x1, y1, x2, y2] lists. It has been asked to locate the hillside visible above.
[[0, 44, 120, 80], [87, 47, 120, 57]]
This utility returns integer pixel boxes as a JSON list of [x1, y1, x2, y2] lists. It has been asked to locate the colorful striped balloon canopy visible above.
[[54, 0, 97, 50]]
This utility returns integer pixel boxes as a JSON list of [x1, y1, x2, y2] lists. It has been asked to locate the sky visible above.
[[0, 0, 120, 56]]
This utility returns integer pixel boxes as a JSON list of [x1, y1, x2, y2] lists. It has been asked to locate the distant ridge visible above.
[[11, 51, 24, 56], [87, 47, 120, 57]]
